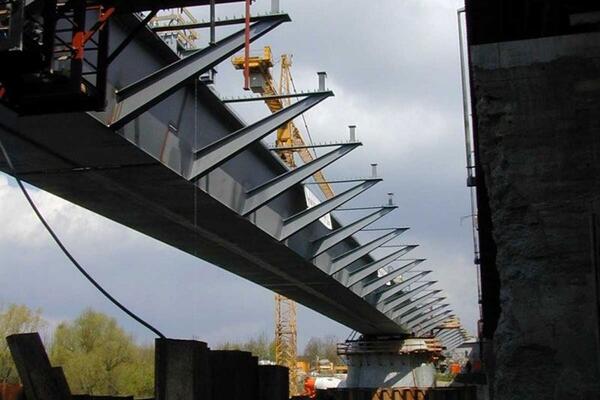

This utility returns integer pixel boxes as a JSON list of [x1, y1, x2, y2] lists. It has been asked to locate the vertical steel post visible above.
[[210, 0, 215, 45], [318, 71, 327, 91], [243, 0, 251, 90], [349, 125, 356, 142]]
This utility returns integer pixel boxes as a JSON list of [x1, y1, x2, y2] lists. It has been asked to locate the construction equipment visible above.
[[232, 46, 335, 198], [232, 46, 335, 395]]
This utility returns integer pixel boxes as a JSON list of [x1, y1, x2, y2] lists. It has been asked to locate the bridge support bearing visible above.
[[339, 338, 437, 389]]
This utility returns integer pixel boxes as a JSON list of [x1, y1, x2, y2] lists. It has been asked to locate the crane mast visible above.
[[232, 46, 335, 395]]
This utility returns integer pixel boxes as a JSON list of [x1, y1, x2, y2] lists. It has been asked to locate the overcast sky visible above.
[[0, 0, 476, 350]]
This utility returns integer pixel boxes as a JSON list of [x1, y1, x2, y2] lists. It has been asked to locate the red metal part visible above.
[[72, 6, 115, 60]]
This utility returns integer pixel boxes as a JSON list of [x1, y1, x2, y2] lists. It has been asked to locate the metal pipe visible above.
[[271, 0, 280, 14], [209, 0, 215, 45], [243, 0, 251, 90], [349, 125, 356, 142], [318, 71, 327, 91], [371, 163, 378, 178]]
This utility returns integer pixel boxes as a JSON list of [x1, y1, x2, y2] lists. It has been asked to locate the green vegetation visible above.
[[0, 305, 153, 398], [50, 310, 153, 397], [216, 332, 276, 361], [303, 335, 342, 366], [0, 304, 46, 383], [0, 304, 344, 398]]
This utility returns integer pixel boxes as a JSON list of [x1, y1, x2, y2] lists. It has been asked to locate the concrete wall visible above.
[[470, 32, 600, 399]]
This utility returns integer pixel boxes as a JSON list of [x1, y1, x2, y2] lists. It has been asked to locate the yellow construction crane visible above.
[[232, 47, 335, 395], [232, 46, 335, 198]]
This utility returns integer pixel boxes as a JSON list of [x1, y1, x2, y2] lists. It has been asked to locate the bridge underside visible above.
[[0, 14, 408, 335], [0, 105, 402, 335]]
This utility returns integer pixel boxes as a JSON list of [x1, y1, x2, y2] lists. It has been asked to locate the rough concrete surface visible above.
[[471, 32, 600, 399]]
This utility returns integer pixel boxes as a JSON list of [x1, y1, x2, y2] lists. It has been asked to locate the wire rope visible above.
[[0, 121, 166, 339]]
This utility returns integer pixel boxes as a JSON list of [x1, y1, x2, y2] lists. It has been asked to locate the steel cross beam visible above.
[[361, 258, 424, 297], [278, 179, 381, 241], [389, 289, 443, 318], [363, 268, 430, 299], [310, 206, 398, 258], [439, 330, 463, 344], [392, 294, 443, 321], [380, 281, 438, 313], [188, 91, 332, 180], [372, 265, 429, 302], [241, 143, 360, 215], [414, 312, 454, 335], [109, 14, 291, 129], [346, 245, 416, 287], [328, 230, 408, 275], [445, 336, 466, 350], [403, 304, 450, 327], [436, 328, 459, 340]]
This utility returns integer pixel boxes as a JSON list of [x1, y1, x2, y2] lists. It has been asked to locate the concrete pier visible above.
[[155, 339, 211, 400], [258, 365, 289, 400], [340, 338, 436, 389], [209, 350, 258, 400]]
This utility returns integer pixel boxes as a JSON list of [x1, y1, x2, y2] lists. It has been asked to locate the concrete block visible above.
[[6, 333, 71, 400], [155, 338, 210, 400], [209, 350, 258, 400], [258, 365, 288, 400]]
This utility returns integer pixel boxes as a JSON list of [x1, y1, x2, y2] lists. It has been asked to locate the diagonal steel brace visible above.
[[278, 179, 380, 241], [187, 91, 332, 180], [241, 142, 360, 216], [109, 14, 291, 129]]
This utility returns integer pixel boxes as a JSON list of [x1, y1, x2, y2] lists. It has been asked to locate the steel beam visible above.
[[241, 143, 360, 215], [439, 331, 463, 344], [392, 296, 444, 322], [310, 206, 398, 258], [381, 281, 437, 313], [278, 179, 381, 241], [445, 337, 465, 350], [385, 289, 442, 318], [403, 304, 449, 327], [436, 329, 460, 342], [329, 230, 409, 275], [357, 260, 426, 296], [109, 15, 290, 129], [373, 267, 430, 303], [414, 312, 453, 335], [188, 92, 332, 180], [346, 247, 418, 287]]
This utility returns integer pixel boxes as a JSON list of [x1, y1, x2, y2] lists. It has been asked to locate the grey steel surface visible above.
[[242, 143, 360, 216], [346, 246, 416, 287], [310, 206, 397, 258], [395, 296, 444, 322], [381, 282, 438, 313], [328, 230, 405, 275], [0, 13, 415, 335], [111, 15, 291, 129]]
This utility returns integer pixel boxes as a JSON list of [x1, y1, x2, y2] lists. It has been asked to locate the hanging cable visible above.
[[0, 121, 166, 339]]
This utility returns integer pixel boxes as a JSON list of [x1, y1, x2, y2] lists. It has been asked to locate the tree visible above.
[[49, 309, 152, 397], [0, 304, 46, 383], [216, 332, 276, 361], [302, 335, 342, 367]]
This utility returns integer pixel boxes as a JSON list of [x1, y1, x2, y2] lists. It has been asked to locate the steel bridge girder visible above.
[[188, 91, 332, 180], [109, 15, 291, 129], [278, 178, 381, 241], [241, 142, 360, 216], [309, 206, 398, 258]]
